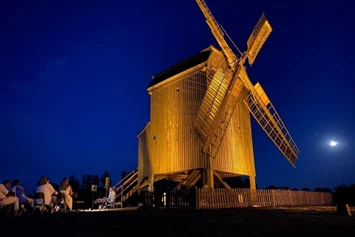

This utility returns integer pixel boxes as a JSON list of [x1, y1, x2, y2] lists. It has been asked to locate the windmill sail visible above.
[[193, 61, 244, 158], [195, 0, 299, 164], [246, 13, 273, 66], [243, 78, 300, 166]]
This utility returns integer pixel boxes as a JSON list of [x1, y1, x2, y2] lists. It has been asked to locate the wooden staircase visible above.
[[114, 168, 139, 203]]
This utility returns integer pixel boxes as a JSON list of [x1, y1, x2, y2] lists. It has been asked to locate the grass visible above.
[[1, 206, 354, 236]]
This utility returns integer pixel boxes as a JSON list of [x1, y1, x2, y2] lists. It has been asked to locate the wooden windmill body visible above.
[[138, 0, 299, 191]]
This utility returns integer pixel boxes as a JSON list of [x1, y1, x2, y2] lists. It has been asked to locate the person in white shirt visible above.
[[35, 177, 58, 207], [0, 180, 19, 216], [108, 187, 116, 202], [11, 179, 34, 208], [59, 177, 73, 210]]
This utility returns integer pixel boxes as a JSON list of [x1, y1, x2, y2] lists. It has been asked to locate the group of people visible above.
[[0, 177, 74, 216]]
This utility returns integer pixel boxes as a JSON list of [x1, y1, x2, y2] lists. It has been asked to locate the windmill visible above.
[[136, 0, 299, 192]]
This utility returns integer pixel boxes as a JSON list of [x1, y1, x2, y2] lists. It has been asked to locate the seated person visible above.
[[94, 187, 117, 207], [0, 180, 19, 216], [11, 179, 34, 208], [59, 177, 74, 210], [35, 177, 58, 210], [107, 187, 117, 203]]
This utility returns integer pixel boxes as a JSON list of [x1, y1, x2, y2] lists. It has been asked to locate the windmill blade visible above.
[[196, 0, 238, 69], [193, 61, 245, 158], [246, 13, 273, 66], [241, 78, 300, 166]]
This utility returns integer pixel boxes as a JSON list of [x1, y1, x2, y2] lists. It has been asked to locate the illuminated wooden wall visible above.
[[138, 46, 256, 184]]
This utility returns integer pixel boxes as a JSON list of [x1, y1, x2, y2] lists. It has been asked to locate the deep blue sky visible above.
[[1, 0, 354, 191]]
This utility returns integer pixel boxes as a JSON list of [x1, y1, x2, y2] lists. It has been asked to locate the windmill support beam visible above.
[[207, 154, 214, 188], [148, 175, 154, 192], [249, 175, 256, 205], [250, 176, 256, 190]]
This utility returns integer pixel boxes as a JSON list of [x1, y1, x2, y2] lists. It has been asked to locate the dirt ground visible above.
[[1, 206, 354, 236]]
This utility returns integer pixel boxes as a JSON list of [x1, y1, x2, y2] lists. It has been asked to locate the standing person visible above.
[[0, 180, 19, 216], [11, 179, 34, 208], [60, 177, 73, 210]]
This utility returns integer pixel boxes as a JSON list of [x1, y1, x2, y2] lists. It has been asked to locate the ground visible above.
[[1, 206, 354, 236]]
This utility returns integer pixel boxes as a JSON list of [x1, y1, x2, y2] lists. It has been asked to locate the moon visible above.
[[330, 141, 338, 147]]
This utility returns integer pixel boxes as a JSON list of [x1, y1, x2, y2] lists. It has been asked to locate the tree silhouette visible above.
[[265, 186, 291, 190], [100, 171, 110, 188], [81, 175, 94, 192], [68, 175, 80, 192], [314, 187, 331, 192], [93, 175, 99, 186], [334, 185, 355, 205]]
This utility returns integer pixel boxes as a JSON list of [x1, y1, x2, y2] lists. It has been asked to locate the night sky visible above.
[[1, 0, 354, 192]]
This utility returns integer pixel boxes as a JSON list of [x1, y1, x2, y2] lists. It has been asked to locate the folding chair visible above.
[[32, 192, 47, 215], [0, 205, 12, 219]]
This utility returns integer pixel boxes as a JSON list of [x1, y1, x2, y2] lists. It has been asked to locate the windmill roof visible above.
[[147, 48, 213, 89]]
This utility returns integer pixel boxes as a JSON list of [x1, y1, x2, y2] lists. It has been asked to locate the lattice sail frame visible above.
[[243, 81, 300, 167], [193, 57, 246, 158], [246, 13, 273, 66], [193, 58, 300, 166]]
